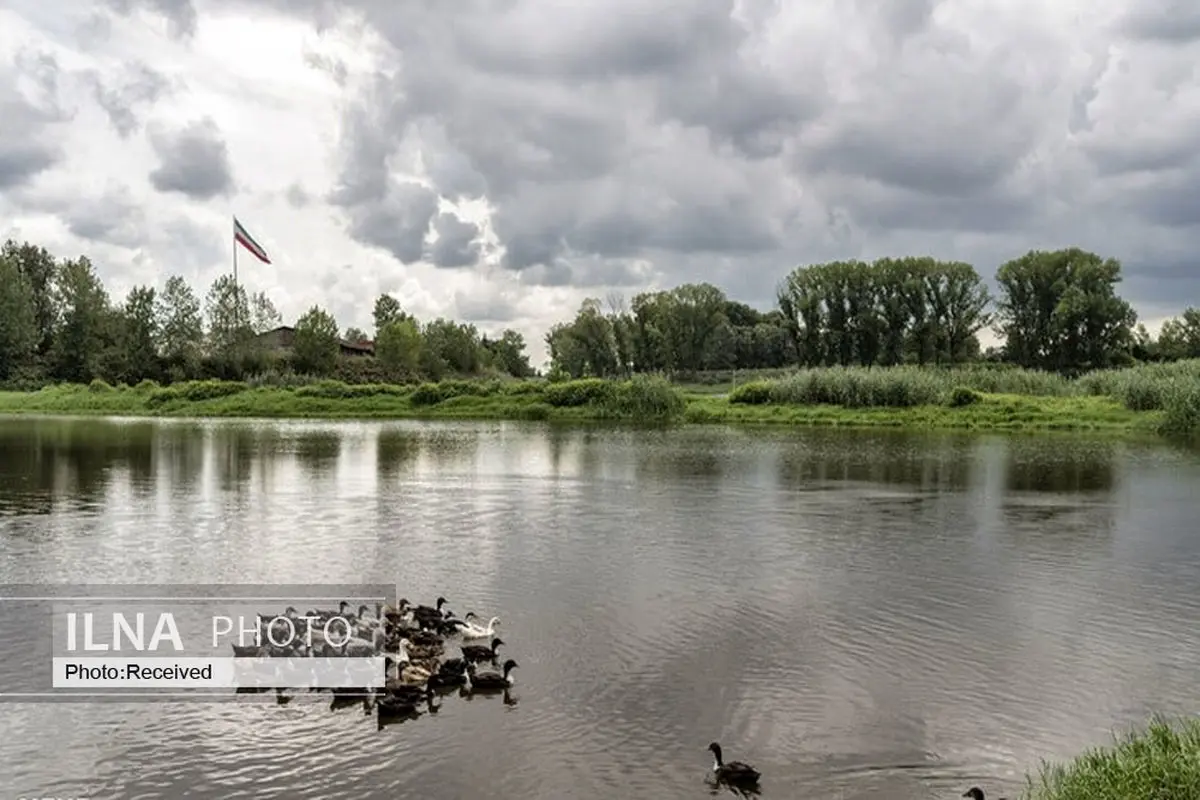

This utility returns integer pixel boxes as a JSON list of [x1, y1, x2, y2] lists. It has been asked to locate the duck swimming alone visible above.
[[708, 742, 760, 788], [963, 788, 1006, 800]]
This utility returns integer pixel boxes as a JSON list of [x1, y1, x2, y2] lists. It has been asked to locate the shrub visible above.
[[333, 356, 411, 386], [516, 402, 552, 421], [133, 379, 160, 393], [409, 383, 446, 406], [88, 378, 113, 393], [408, 380, 498, 406], [244, 369, 320, 389], [769, 366, 945, 408], [175, 380, 249, 402], [145, 387, 182, 408], [729, 380, 774, 405], [603, 375, 685, 420], [500, 380, 546, 396], [542, 378, 614, 407], [947, 386, 981, 407], [950, 365, 1073, 396], [1158, 385, 1200, 438], [294, 380, 406, 399]]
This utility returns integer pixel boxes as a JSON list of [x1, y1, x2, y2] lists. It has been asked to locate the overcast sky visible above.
[[1, 0, 1197, 364]]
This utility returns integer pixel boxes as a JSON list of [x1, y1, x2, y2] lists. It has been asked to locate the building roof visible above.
[[254, 325, 374, 352]]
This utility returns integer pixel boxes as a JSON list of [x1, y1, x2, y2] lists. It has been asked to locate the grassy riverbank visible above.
[[0, 360, 1197, 437], [1024, 717, 1200, 800]]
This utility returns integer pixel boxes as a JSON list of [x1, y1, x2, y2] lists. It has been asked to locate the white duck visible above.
[[459, 613, 501, 640]]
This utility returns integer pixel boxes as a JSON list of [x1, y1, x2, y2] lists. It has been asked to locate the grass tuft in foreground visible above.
[[1024, 717, 1200, 800]]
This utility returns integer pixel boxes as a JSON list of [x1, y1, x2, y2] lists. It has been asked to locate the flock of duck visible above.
[[233, 595, 516, 726], [233, 596, 1008, 798]]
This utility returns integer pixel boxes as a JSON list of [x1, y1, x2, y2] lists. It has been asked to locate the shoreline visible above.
[[0, 379, 1167, 438]]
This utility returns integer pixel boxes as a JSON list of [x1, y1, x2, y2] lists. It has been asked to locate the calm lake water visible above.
[[1, 416, 1199, 800]]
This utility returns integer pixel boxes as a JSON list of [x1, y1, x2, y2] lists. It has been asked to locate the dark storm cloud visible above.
[[822, 178, 1038, 234], [147, 117, 234, 200], [0, 50, 67, 190], [321, 0, 819, 278], [0, 132, 60, 190], [797, 36, 1044, 199], [336, 180, 439, 264], [427, 212, 482, 268], [86, 62, 172, 138], [1125, 171, 1200, 228], [1123, 259, 1200, 309]]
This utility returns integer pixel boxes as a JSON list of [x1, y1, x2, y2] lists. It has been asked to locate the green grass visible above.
[[683, 391, 1153, 432], [1023, 717, 1200, 800], [0, 375, 687, 425], [719, 360, 1200, 438], [0, 361, 1196, 438]]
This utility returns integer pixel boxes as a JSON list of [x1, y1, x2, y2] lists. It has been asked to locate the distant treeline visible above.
[[0, 239, 1198, 389]]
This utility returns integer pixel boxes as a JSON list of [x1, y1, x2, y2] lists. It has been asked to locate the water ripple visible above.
[[2, 420, 1199, 799]]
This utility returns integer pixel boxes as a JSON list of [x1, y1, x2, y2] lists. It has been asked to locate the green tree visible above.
[[777, 267, 826, 366], [995, 248, 1136, 373], [420, 319, 482, 377], [662, 283, 731, 372], [249, 291, 282, 334], [293, 305, 340, 374], [375, 319, 421, 373], [629, 291, 673, 371], [1130, 323, 1157, 362], [546, 298, 619, 378], [1, 239, 59, 359], [777, 257, 991, 368], [1157, 308, 1200, 360], [157, 275, 204, 374], [0, 253, 37, 380], [344, 327, 368, 344], [51, 256, 110, 383], [205, 275, 252, 358], [120, 286, 161, 382], [928, 261, 992, 363], [373, 294, 405, 336], [483, 329, 533, 377]]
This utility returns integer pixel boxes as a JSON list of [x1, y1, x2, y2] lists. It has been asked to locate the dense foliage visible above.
[[1, 239, 1198, 391]]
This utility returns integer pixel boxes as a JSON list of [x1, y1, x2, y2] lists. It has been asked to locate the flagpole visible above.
[[232, 215, 240, 332], [232, 215, 239, 289]]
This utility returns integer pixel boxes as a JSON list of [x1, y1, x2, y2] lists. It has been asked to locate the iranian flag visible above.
[[233, 217, 271, 264]]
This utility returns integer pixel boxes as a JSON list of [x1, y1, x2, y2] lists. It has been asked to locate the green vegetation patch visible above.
[[1024, 717, 1200, 800]]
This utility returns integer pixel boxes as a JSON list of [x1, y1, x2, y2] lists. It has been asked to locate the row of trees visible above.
[[548, 249, 1200, 378], [1, 239, 1197, 388], [0, 240, 533, 386]]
